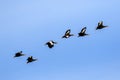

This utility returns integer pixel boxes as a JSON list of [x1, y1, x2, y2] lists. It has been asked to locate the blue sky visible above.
[[0, 0, 120, 80]]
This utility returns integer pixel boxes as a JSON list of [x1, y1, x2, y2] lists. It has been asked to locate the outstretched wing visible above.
[[81, 27, 86, 33], [27, 56, 33, 61], [65, 29, 71, 35], [33, 59, 37, 61], [30, 56, 33, 58], [20, 51, 22, 53], [29, 56, 33, 60], [16, 51, 22, 54], [98, 21, 103, 26]]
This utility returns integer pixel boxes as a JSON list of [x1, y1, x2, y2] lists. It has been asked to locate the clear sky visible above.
[[0, 0, 120, 80]]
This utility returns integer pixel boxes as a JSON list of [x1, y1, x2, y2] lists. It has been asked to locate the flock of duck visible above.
[[14, 21, 108, 64]]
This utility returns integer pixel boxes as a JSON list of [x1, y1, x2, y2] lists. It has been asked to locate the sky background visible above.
[[0, 0, 120, 80]]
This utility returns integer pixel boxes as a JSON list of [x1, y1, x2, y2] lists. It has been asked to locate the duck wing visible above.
[[65, 29, 71, 35], [81, 27, 86, 33]]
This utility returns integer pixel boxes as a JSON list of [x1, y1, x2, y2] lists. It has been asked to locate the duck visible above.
[[96, 21, 108, 30], [45, 40, 57, 48], [14, 51, 25, 57], [62, 29, 74, 38], [78, 27, 88, 37], [27, 56, 37, 63]]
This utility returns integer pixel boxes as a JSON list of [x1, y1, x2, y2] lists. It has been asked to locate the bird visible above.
[[27, 56, 37, 63], [45, 40, 57, 48], [78, 27, 88, 37], [62, 29, 74, 38], [14, 51, 25, 57], [96, 21, 108, 30]]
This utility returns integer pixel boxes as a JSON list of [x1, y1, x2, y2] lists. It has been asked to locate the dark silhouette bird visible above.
[[78, 27, 88, 37], [27, 56, 37, 63], [14, 51, 25, 57], [45, 40, 57, 48], [96, 21, 108, 30], [62, 29, 74, 38]]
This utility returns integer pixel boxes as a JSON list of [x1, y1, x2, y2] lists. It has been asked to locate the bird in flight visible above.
[[62, 29, 74, 38], [45, 40, 57, 48], [14, 51, 25, 57], [96, 21, 108, 30], [27, 56, 37, 63], [78, 27, 89, 37]]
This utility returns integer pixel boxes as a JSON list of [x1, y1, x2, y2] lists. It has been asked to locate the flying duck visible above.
[[96, 21, 108, 30], [14, 51, 25, 57], [27, 56, 37, 63], [45, 40, 57, 48], [62, 29, 74, 38], [78, 27, 88, 37]]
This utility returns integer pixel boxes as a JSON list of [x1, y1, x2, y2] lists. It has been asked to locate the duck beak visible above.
[[86, 34, 89, 36], [54, 42, 57, 44], [96, 27, 98, 30], [62, 36, 65, 38], [34, 59, 37, 61], [71, 34, 74, 36], [44, 43, 47, 45], [22, 54, 25, 56]]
